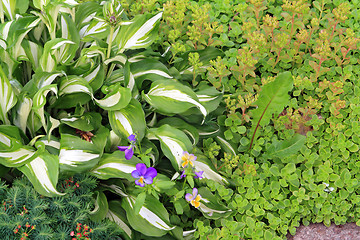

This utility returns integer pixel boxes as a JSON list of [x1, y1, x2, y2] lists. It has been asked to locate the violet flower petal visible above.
[[194, 171, 204, 179], [131, 170, 141, 179], [144, 176, 154, 185], [135, 179, 145, 187], [128, 134, 136, 142], [180, 171, 186, 179], [124, 147, 134, 160], [135, 163, 147, 176], [117, 146, 128, 151], [192, 188, 198, 197], [144, 167, 157, 179], [185, 193, 193, 201]]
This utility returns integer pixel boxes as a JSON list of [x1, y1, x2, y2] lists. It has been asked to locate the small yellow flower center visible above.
[[190, 195, 201, 208], [138, 177, 144, 184], [181, 153, 195, 168]]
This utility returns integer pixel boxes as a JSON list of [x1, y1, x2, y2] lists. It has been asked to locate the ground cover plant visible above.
[[0, 0, 360, 239]]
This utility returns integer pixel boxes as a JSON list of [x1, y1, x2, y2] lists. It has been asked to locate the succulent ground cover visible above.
[[0, 0, 360, 239]]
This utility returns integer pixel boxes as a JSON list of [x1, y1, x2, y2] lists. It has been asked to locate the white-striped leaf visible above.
[[143, 79, 207, 123], [59, 127, 109, 173], [157, 117, 199, 145], [116, 12, 162, 52], [122, 194, 175, 237], [107, 200, 133, 240], [94, 85, 131, 111], [32, 84, 58, 132], [79, 20, 107, 40], [56, 75, 93, 108], [39, 38, 75, 72], [21, 40, 43, 70], [90, 151, 141, 180], [59, 14, 80, 64], [82, 62, 105, 91], [192, 149, 229, 185], [196, 187, 232, 219], [89, 191, 108, 222], [12, 95, 32, 134], [1, 0, 16, 20], [195, 83, 222, 114], [0, 64, 17, 124], [147, 124, 192, 172], [60, 112, 102, 132], [0, 145, 39, 168], [130, 59, 172, 88], [18, 149, 64, 197], [108, 99, 146, 141], [33, 71, 63, 89], [215, 136, 237, 157]]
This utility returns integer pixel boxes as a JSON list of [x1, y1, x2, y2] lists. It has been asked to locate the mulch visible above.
[[287, 223, 360, 240]]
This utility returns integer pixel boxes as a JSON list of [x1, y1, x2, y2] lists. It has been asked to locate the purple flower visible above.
[[180, 171, 186, 179], [118, 134, 136, 160], [131, 163, 157, 187], [185, 188, 201, 208], [194, 171, 204, 179]]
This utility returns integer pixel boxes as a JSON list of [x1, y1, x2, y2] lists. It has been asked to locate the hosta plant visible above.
[[0, 0, 233, 239]]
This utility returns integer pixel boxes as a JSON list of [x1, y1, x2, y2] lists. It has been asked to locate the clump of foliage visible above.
[[0, 174, 123, 240]]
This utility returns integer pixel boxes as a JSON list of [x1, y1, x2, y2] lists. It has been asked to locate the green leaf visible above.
[[90, 151, 142, 180], [116, 12, 162, 52], [157, 117, 199, 145], [147, 124, 192, 171], [134, 192, 147, 215], [266, 134, 306, 159], [12, 95, 32, 133], [249, 72, 293, 149], [89, 191, 109, 222], [1, 0, 16, 20], [60, 112, 102, 132], [143, 79, 207, 123], [0, 65, 17, 124], [196, 187, 232, 219], [94, 85, 131, 111], [39, 38, 75, 72], [121, 194, 175, 237], [18, 148, 64, 197], [59, 127, 109, 173], [108, 99, 146, 141], [107, 200, 133, 240]]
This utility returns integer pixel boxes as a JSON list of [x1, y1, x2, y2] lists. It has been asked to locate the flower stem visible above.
[[107, 26, 115, 59]]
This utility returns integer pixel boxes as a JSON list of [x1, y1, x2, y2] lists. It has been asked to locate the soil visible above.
[[287, 223, 360, 240]]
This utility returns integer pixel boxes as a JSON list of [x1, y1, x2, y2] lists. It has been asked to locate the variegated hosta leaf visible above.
[[21, 40, 43, 70], [215, 135, 237, 157], [82, 62, 105, 91], [60, 112, 102, 132], [0, 125, 23, 150], [107, 200, 133, 240], [59, 127, 109, 173], [157, 117, 199, 145], [116, 12, 162, 52], [1, 0, 16, 20], [130, 59, 173, 89], [195, 83, 223, 114], [108, 99, 146, 142], [32, 71, 63, 89], [0, 145, 39, 168], [56, 75, 93, 108], [104, 54, 127, 66], [13, 95, 32, 133], [94, 85, 131, 111], [18, 148, 64, 197], [121, 194, 175, 237], [147, 124, 192, 172], [39, 38, 75, 72], [196, 187, 232, 220], [0, 16, 41, 65], [59, 14, 80, 65], [39, 136, 60, 155], [143, 79, 207, 123], [197, 121, 220, 139], [192, 149, 228, 185], [79, 19, 108, 41], [89, 191, 108, 222], [32, 84, 58, 132], [90, 151, 141, 180], [0, 64, 17, 124]]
